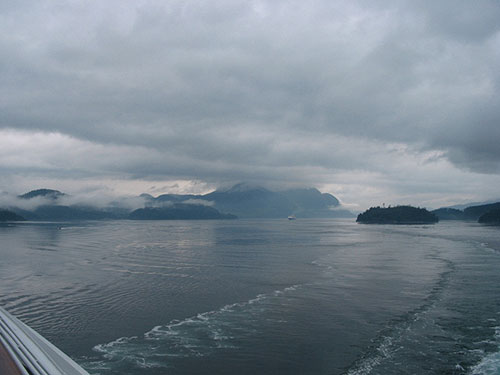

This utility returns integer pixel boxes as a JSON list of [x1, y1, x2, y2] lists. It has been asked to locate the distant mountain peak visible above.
[[19, 189, 66, 200]]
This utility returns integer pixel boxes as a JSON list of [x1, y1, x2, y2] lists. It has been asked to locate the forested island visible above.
[[356, 206, 439, 224]]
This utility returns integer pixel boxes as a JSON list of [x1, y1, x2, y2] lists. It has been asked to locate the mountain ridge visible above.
[[432, 201, 500, 221], [148, 185, 350, 218], [4, 184, 352, 220]]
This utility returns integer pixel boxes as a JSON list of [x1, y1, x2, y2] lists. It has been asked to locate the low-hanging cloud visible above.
[[0, 188, 148, 211]]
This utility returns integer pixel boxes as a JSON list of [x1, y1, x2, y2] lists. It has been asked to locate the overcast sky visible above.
[[1, 0, 499, 209]]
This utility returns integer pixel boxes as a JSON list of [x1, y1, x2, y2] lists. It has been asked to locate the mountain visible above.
[[280, 188, 352, 218], [8, 207, 40, 221], [29, 205, 126, 221], [431, 208, 466, 220], [357, 206, 439, 224], [447, 199, 500, 211], [11, 188, 128, 221], [19, 189, 65, 200], [478, 209, 500, 224], [148, 183, 351, 218], [7, 185, 350, 221], [154, 194, 198, 204], [463, 202, 500, 221], [0, 209, 25, 221], [203, 184, 294, 218], [129, 204, 237, 220], [281, 188, 339, 209], [432, 201, 500, 221]]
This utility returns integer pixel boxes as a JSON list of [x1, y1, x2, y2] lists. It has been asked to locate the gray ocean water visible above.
[[0, 219, 499, 375]]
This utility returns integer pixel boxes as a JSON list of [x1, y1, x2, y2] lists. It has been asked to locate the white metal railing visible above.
[[0, 307, 90, 375]]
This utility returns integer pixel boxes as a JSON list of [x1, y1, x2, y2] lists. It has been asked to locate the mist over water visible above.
[[0, 219, 499, 374]]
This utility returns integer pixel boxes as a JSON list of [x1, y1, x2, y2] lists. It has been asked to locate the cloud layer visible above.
[[1, 0, 499, 208]]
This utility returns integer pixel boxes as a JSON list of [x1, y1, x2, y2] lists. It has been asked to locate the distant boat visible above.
[[0, 306, 90, 375], [288, 215, 296, 220]]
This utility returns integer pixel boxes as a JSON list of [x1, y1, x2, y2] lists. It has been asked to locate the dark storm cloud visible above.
[[0, 0, 499, 188]]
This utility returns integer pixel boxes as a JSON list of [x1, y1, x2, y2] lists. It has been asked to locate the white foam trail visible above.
[[471, 327, 500, 375], [90, 284, 302, 369], [345, 335, 396, 375]]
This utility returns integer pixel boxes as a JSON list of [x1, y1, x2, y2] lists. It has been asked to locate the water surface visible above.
[[0, 219, 499, 374]]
